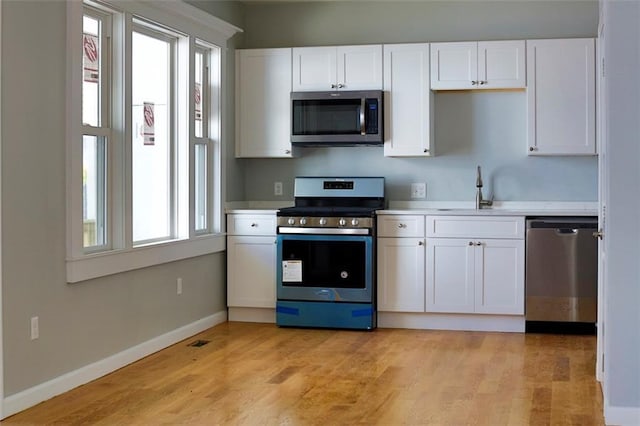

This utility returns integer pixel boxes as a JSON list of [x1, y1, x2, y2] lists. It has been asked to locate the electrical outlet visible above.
[[274, 181, 283, 196], [31, 316, 39, 340], [411, 183, 426, 199], [177, 278, 183, 295]]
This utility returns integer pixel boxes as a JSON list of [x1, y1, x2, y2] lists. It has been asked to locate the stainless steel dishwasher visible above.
[[525, 217, 598, 333]]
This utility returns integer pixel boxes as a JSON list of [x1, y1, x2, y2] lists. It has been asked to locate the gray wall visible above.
[[1, 1, 226, 396], [239, 1, 599, 203], [603, 0, 640, 412]]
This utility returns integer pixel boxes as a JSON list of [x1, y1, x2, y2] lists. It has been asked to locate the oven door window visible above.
[[277, 234, 374, 303], [281, 239, 365, 288]]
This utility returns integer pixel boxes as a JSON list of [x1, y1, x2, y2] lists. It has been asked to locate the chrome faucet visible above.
[[475, 166, 493, 210]]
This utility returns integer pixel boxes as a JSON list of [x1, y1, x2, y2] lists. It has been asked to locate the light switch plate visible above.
[[411, 183, 426, 199], [274, 182, 283, 196]]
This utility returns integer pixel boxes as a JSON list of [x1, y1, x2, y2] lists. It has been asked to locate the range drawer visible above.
[[227, 214, 277, 236], [426, 215, 525, 239], [378, 215, 425, 237]]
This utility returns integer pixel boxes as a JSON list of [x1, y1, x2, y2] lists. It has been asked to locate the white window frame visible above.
[[66, 0, 241, 283]]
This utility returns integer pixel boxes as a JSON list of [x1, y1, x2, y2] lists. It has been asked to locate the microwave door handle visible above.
[[360, 98, 366, 136]]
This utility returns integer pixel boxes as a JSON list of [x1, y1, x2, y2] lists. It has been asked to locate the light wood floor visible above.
[[3, 322, 604, 425]]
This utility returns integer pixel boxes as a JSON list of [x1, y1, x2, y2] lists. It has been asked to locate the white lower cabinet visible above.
[[227, 214, 277, 309], [377, 214, 525, 321], [426, 237, 524, 315], [377, 237, 425, 312], [426, 215, 525, 315], [227, 236, 276, 308]]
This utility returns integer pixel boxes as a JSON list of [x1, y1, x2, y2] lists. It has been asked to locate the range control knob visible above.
[[299, 217, 307, 226], [287, 218, 295, 226], [338, 218, 347, 226], [319, 218, 327, 226], [351, 218, 359, 226]]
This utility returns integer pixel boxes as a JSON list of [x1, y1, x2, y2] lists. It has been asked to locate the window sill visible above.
[[66, 233, 226, 283]]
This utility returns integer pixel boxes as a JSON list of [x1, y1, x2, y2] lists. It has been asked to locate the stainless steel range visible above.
[[276, 177, 385, 330]]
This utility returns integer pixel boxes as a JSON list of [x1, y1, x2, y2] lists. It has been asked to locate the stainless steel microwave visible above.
[[291, 90, 384, 146]]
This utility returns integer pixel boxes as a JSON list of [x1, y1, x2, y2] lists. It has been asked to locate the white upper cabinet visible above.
[[383, 43, 434, 157], [292, 45, 383, 91], [235, 48, 294, 158], [430, 40, 525, 90], [526, 38, 596, 155]]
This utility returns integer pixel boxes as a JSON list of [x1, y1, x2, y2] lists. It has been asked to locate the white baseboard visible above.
[[2, 310, 227, 419], [605, 399, 640, 425]]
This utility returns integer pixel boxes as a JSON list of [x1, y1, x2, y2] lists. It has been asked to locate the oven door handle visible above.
[[360, 98, 366, 136], [278, 227, 370, 236]]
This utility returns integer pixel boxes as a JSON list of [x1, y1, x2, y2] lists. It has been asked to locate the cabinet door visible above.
[[383, 43, 434, 157], [292, 46, 337, 91], [430, 42, 478, 90], [426, 238, 475, 313], [236, 49, 294, 158], [526, 38, 596, 155], [337, 45, 383, 90], [478, 40, 525, 89], [377, 237, 425, 312], [474, 239, 524, 315], [227, 236, 276, 308]]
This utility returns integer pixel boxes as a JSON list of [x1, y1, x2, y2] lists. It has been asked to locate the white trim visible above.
[[67, 233, 226, 283], [378, 312, 525, 332], [604, 397, 640, 426], [2, 311, 227, 419], [0, 0, 4, 418]]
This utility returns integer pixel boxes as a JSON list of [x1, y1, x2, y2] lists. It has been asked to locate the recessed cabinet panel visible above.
[[377, 237, 426, 312], [478, 41, 526, 88], [236, 49, 294, 158], [475, 239, 524, 315], [526, 38, 596, 155], [431, 40, 525, 90], [293, 45, 382, 92], [339, 45, 383, 90], [383, 43, 434, 157], [227, 236, 276, 308], [426, 239, 475, 313], [292, 47, 337, 92], [430, 42, 477, 90]]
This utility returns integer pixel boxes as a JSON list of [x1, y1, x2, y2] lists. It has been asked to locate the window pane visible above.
[[195, 144, 207, 232], [83, 15, 101, 127], [132, 31, 172, 243], [195, 50, 204, 138], [83, 135, 107, 248]]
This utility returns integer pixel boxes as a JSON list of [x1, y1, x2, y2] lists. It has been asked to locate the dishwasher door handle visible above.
[[555, 228, 578, 235]]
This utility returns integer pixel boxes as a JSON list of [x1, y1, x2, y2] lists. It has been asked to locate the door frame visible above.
[[0, 0, 5, 417]]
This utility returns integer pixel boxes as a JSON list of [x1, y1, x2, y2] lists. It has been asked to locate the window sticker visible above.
[[195, 82, 202, 122], [83, 33, 100, 83], [282, 260, 302, 282], [143, 102, 155, 145]]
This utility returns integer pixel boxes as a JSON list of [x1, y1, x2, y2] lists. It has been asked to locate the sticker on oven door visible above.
[[282, 260, 302, 282]]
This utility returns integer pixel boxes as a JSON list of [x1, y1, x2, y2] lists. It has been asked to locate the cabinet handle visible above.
[[529, 146, 538, 152], [479, 81, 487, 85], [251, 223, 258, 227], [285, 149, 291, 154], [398, 223, 407, 229], [423, 148, 429, 153], [468, 241, 474, 246], [331, 84, 337, 89], [471, 80, 478, 85], [475, 242, 482, 246], [338, 83, 344, 89], [418, 241, 424, 246]]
